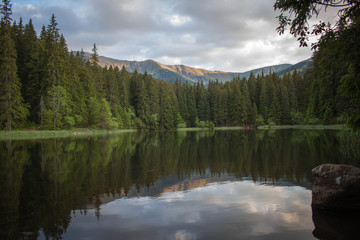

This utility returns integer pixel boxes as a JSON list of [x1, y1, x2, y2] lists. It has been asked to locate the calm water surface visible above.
[[0, 129, 358, 239]]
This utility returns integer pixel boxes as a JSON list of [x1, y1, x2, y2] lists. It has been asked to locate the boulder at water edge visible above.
[[312, 164, 360, 210]]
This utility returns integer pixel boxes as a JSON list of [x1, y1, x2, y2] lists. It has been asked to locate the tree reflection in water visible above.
[[0, 129, 358, 239]]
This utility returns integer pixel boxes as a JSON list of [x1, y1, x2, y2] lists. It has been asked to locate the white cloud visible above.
[[181, 34, 196, 44], [23, 4, 36, 10], [169, 14, 192, 26], [173, 230, 197, 240], [155, 56, 182, 65]]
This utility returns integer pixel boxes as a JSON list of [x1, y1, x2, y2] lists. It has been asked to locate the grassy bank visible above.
[[0, 125, 349, 140], [0, 129, 137, 140], [257, 124, 347, 130]]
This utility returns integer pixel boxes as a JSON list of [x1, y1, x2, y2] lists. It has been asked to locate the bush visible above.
[[291, 111, 304, 125], [307, 117, 322, 125], [64, 116, 75, 129], [134, 117, 145, 129], [209, 121, 215, 130], [267, 118, 276, 128], [198, 121, 207, 128], [255, 115, 265, 126]]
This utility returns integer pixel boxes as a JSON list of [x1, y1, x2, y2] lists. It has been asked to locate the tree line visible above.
[[0, 1, 354, 130]]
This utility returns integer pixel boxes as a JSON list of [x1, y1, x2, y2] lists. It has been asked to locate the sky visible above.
[[11, 0, 340, 72]]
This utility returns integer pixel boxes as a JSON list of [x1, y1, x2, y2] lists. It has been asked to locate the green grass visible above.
[[214, 126, 245, 131], [257, 124, 347, 130], [0, 129, 137, 140], [176, 127, 207, 132], [176, 126, 245, 132], [0, 125, 348, 140]]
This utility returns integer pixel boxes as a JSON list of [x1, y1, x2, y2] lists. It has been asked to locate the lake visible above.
[[0, 129, 358, 240]]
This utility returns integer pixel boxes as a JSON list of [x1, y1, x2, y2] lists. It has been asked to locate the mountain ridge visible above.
[[82, 52, 311, 84]]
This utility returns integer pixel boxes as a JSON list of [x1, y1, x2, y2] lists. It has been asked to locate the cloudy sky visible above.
[[11, 0, 339, 72]]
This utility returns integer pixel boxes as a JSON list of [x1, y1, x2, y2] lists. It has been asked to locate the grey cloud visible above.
[[12, 0, 313, 72]]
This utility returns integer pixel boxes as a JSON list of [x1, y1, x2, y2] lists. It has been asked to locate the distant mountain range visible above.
[[83, 52, 311, 84]]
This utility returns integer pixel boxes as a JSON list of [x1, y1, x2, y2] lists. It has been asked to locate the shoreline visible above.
[[0, 129, 137, 140], [0, 125, 348, 140]]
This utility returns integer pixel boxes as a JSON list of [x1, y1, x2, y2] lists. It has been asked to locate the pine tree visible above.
[[0, 0, 28, 130], [118, 66, 130, 108], [158, 81, 174, 129], [258, 76, 267, 121], [293, 70, 306, 113], [195, 81, 210, 121], [19, 19, 37, 106], [247, 72, 257, 103], [144, 71, 160, 127], [47, 14, 60, 45], [175, 80, 188, 125], [267, 74, 281, 124], [241, 82, 251, 124], [98, 98, 117, 129], [248, 103, 258, 125], [227, 81, 243, 125], [44, 15, 64, 88], [43, 85, 69, 129], [67, 52, 88, 126], [279, 83, 291, 124], [104, 65, 119, 114], [90, 43, 99, 67], [130, 70, 150, 127], [185, 83, 197, 127], [89, 43, 104, 99], [213, 84, 227, 126], [13, 17, 25, 80]]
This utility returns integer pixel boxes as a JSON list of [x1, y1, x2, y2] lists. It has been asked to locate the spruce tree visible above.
[[130, 70, 150, 127], [98, 98, 117, 129], [258, 76, 267, 121], [90, 43, 99, 67], [158, 81, 174, 129], [44, 85, 71, 129], [19, 19, 37, 105], [118, 66, 130, 108], [227, 81, 243, 125], [185, 84, 197, 127], [175, 81, 188, 125], [0, 0, 28, 130], [196, 81, 210, 122], [247, 72, 257, 103], [241, 82, 251, 124]]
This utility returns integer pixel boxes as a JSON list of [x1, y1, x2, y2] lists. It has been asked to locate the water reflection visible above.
[[0, 129, 357, 239], [312, 207, 360, 240], [63, 182, 313, 240]]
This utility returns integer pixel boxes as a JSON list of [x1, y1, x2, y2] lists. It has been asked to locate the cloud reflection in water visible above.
[[61, 181, 314, 240]]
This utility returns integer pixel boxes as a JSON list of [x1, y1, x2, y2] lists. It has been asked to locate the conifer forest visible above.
[[0, 0, 359, 131]]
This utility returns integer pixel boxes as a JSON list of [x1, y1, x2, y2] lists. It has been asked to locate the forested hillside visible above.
[[0, 3, 353, 130]]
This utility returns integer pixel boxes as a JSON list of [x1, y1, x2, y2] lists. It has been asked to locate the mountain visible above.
[[82, 52, 311, 84]]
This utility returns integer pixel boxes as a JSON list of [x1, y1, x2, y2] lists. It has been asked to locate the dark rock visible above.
[[312, 164, 360, 210]]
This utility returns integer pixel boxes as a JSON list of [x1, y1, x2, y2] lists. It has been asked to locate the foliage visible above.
[[274, 0, 360, 48], [43, 85, 70, 129], [275, 0, 360, 130], [98, 98, 117, 129], [0, 0, 28, 130]]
